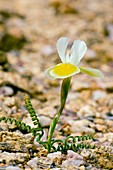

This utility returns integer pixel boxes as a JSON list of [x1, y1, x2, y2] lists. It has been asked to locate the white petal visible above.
[[79, 66, 104, 77], [45, 67, 56, 79], [57, 37, 68, 63], [66, 51, 70, 62], [70, 40, 87, 65]]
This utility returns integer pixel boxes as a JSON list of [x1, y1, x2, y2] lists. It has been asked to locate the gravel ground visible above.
[[0, 0, 113, 169]]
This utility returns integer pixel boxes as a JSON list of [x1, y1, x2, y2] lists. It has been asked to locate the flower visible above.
[[45, 37, 104, 79]]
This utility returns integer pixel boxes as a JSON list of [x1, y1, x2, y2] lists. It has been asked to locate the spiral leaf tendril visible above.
[[24, 94, 44, 141], [0, 95, 96, 153]]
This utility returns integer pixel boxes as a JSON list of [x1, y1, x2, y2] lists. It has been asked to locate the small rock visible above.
[[0, 151, 28, 164], [77, 105, 97, 118], [106, 120, 113, 127], [95, 124, 107, 132], [48, 151, 66, 166], [38, 116, 52, 127], [94, 118, 104, 124], [81, 149, 91, 158], [92, 90, 106, 101], [0, 86, 14, 96], [62, 158, 84, 168], [68, 119, 95, 134], [47, 151, 62, 162], [104, 132, 113, 142], [67, 150, 83, 160], [79, 166, 85, 170], [0, 131, 33, 152], [27, 156, 51, 169], [61, 150, 85, 168], [98, 137, 107, 143], [27, 157, 38, 169], [6, 166, 22, 170], [4, 96, 16, 107], [38, 106, 57, 118]]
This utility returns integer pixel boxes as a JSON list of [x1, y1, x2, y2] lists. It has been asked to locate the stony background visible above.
[[0, 0, 113, 169]]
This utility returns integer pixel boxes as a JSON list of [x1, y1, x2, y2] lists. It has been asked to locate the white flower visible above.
[[45, 37, 104, 79]]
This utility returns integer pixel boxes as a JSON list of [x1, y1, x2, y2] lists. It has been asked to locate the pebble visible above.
[[106, 120, 113, 127], [38, 106, 57, 118], [77, 105, 97, 118], [104, 132, 113, 142], [47, 151, 62, 162], [0, 131, 33, 152], [98, 137, 107, 143], [61, 150, 85, 168], [81, 149, 91, 158], [38, 116, 52, 127], [94, 118, 104, 124], [27, 157, 38, 169], [79, 166, 85, 170], [0, 151, 28, 164], [0, 86, 14, 96], [92, 90, 106, 101], [6, 166, 22, 170], [68, 119, 95, 134], [4, 96, 16, 107], [67, 150, 83, 160], [27, 156, 51, 169], [62, 158, 84, 168], [95, 124, 107, 132]]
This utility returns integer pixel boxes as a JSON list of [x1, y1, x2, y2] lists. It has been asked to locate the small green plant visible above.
[[0, 37, 103, 153], [45, 37, 103, 152]]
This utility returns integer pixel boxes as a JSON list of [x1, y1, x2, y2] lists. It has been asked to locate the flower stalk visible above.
[[47, 77, 71, 152]]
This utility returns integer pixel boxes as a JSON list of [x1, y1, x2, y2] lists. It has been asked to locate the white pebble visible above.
[[27, 157, 38, 169], [67, 150, 83, 160], [6, 166, 22, 170]]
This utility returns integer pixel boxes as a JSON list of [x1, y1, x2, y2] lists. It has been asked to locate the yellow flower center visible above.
[[50, 63, 79, 77]]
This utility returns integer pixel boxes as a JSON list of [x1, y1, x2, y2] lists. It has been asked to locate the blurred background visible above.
[[0, 0, 113, 74]]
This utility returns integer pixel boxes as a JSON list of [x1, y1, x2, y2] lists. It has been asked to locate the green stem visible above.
[[47, 77, 71, 152]]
